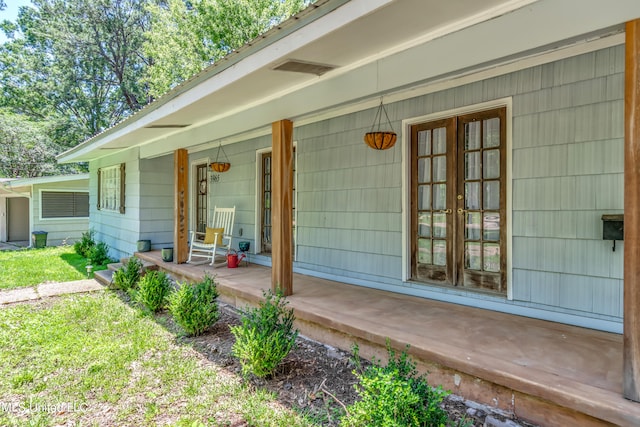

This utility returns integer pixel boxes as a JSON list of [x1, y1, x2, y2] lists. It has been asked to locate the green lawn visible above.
[[0, 246, 93, 290], [0, 292, 313, 426]]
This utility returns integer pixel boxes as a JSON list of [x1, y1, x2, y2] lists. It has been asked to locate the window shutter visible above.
[[97, 169, 102, 210], [119, 163, 126, 214]]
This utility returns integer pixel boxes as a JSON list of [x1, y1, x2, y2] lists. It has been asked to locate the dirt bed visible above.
[[166, 303, 538, 427]]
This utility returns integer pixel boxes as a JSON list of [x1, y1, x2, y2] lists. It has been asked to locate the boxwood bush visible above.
[[167, 274, 219, 336], [134, 270, 172, 313], [230, 289, 298, 378]]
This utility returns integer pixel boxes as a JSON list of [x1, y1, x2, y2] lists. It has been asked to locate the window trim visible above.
[[97, 163, 126, 214], [39, 189, 89, 220], [402, 98, 513, 299]]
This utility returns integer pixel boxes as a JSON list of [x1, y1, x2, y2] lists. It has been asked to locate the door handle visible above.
[[438, 209, 452, 214], [457, 208, 466, 214]]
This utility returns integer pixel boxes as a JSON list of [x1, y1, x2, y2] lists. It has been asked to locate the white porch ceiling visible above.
[[58, 0, 640, 163]]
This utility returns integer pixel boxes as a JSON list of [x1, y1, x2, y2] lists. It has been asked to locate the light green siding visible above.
[[32, 180, 89, 246], [96, 44, 625, 329]]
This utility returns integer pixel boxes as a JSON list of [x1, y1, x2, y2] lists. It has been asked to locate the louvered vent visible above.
[[144, 124, 190, 129], [273, 60, 336, 76]]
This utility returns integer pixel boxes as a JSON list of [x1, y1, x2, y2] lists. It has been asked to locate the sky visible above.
[[0, 0, 32, 44]]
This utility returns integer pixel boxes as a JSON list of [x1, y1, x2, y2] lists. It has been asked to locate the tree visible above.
[[0, 110, 61, 178], [143, 0, 310, 98], [0, 0, 151, 140]]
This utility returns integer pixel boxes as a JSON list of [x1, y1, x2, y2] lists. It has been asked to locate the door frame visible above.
[[402, 97, 513, 299]]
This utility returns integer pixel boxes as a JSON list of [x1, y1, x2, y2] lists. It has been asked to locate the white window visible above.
[[98, 164, 125, 213]]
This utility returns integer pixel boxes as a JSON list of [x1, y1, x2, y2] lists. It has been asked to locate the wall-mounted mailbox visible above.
[[602, 214, 624, 251]]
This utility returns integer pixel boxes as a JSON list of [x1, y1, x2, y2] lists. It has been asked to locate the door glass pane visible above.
[[418, 185, 431, 210], [483, 181, 500, 210], [433, 128, 447, 154], [465, 212, 481, 240], [465, 242, 481, 270], [418, 213, 431, 237], [483, 243, 500, 272], [465, 152, 480, 180], [465, 121, 480, 150], [433, 240, 446, 265], [418, 131, 431, 156], [484, 118, 500, 148], [433, 156, 446, 182], [465, 182, 480, 210], [483, 213, 500, 241], [418, 238, 432, 264], [484, 149, 500, 179], [433, 213, 446, 238], [418, 158, 431, 183], [433, 184, 446, 210]]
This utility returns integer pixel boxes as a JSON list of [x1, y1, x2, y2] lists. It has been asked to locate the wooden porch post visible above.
[[271, 119, 294, 296], [174, 148, 189, 264], [624, 19, 640, 402]]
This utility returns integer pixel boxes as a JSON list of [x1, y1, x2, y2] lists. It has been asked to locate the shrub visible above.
[[134, 270, 172, 313], [112, 257, 143, 291], [74, 229, 95, 258], [230, 289, 298, 378], [340, 341, 455, 427], [167, 274, 219, 336], [88, 241, 111, 266]]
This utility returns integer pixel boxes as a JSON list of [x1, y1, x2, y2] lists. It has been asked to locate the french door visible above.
[[260, 150, 296, 255], [411, 107, 506, 294], [195, 163, 208, 234]]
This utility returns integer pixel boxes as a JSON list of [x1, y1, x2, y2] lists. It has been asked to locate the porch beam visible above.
[[174, 148, 189, 264], [271, 119, 294, 296], [624, 19, 640, 402]]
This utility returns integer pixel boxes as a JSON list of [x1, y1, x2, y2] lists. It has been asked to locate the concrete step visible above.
[[94, 269, 113, 287], [107, 258, 158, 273]]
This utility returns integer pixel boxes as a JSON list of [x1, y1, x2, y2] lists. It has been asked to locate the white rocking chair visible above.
[[187, 206, 235, 266]]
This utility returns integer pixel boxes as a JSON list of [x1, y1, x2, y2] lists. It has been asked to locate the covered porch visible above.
[[136, 250, 639, 426]]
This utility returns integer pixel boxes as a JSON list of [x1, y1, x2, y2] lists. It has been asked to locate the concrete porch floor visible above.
[[135, 250, 639, 426]]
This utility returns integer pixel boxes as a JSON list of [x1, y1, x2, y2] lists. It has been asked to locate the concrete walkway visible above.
[[0, 279, 105, 305]]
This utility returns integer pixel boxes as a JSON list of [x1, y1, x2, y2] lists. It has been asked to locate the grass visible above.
[[0, 292, 314, 426], [0, 246, 107, 290]]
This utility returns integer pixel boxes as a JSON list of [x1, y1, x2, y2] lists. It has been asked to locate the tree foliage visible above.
[[143, 0, 309, 97], [0, 0, 313, 177], [0, 110, 60, 178], [0, 0, 151, 137]]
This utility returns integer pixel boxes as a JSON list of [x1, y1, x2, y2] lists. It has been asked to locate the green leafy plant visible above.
[[341, 341, 456, 427], [74, 229, 95, 258], [134, 270, 172, 313], [112, 257, 143, 291], [167, 274, 220, 336], [88, 241, 111, 266], [230, 289, 298, 378]]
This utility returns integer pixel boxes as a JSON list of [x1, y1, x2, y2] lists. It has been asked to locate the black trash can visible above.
[[32, 231, 48, 248]]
